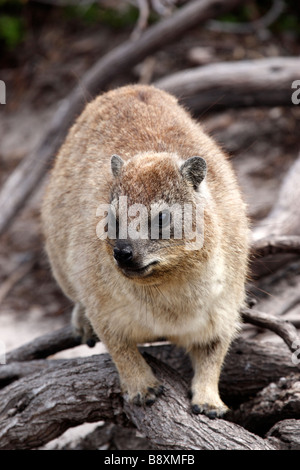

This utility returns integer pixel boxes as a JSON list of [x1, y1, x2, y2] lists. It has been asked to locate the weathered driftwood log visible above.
[[230, 374, 300, 437], [241, 307, 300, 354], [249, 153, 300, 279], [6, 325, 80, 363], [0, 351, 275, 450], [267, 419, 300, 450], [251, 235, 300, 258], [252, 153, 300, 241], [156, 57, 300, 113], [123, 354, 275, 450], [0, 0, 247, 238], [3, 326, 300, 402]]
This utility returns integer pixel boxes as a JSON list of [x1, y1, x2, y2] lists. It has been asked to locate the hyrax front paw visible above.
[[190, 391, 229, 419], [191, 402, 228, 419], [123, 378, 164, 406]]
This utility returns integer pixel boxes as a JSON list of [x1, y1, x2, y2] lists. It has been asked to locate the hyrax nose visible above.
[[113, 244, 133, 266]]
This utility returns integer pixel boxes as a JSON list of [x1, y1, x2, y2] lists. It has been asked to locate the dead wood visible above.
[[3, 328, 300, 403], [249, 152, 300, 281], [0, 0, 247, 238], [0, 358, 54, 388], [251, 235, 300, 258], [0, 350, 275, 450], [123, 354, 275, 450], [156, 57, 300, 112], [267, 419, 300, 450], [241, 307, 300, 354], [6, 324, 80, 363], [230, 374, 300, 437], [0, 354, 125, 450], [2, 311, 299, 449], [253, 153, 300, 241]]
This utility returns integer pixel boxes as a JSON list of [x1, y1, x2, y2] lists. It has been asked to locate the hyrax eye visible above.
[[154, 210, 170, 229], [107, 208, 119, 238]]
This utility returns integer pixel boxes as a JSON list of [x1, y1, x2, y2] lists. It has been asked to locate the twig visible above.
[[130, 0, 150, 40], [251, 235, 300, 258], [6, 325, 81, 363], [151, 0, 177, 16], [241, 307, 300, 355], [279, 296, 300, 317]]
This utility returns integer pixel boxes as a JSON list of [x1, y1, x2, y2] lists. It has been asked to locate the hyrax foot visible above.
[[190, 391, 228, 419], [123, 379, 164, 406], [131, 384, 165, 406], [191, 402, 228, 419], [71, 303, 98, 347]]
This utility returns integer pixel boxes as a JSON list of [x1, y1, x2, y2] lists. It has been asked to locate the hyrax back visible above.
[[42, 85, 249, 416]]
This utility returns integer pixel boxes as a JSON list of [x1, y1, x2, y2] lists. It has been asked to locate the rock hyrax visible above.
[[42, 84, 249, 417]]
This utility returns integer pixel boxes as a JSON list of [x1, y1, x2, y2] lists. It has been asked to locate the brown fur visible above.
[[41, 85, 249, 416]]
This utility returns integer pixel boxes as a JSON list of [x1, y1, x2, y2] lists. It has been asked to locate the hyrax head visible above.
[[103, 152, 207, 284]]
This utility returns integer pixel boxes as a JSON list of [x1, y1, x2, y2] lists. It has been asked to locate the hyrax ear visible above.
[[111, 154, 124, 177], [180, 156, 207, 190]]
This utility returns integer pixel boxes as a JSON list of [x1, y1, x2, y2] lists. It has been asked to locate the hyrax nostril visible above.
[[113, 245, 133, 265]]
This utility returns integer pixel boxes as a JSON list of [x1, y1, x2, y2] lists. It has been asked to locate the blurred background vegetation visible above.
[[0, 0, 299, 52]]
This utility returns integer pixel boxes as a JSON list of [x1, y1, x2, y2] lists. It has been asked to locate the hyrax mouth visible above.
[[120, 260, 159, 278], [112, 240, 159, 278]]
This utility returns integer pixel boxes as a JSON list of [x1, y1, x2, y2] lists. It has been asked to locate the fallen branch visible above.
[[251, 235, 300, 258], [6, 325, 80, 363], [123, 354, 275, 450], [230, 373, 300, 435], [0, 351, 275, 450], [267, 419, 300, 450], [241, 307, 300, 354], [4, 330, 300, 404], [0, 358, 54, 388], [156, 57, 300, 113], [253, 153, 300, 241], [0, 0, 247, 238]]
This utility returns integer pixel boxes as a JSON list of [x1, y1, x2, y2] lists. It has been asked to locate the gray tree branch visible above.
[[0, 350, 276, 450]]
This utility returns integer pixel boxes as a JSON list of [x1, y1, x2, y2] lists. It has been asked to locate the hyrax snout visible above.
[[42, 85, 249, 417]]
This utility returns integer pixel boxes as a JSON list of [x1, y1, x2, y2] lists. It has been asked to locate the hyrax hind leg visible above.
[[189, 337, 231, 419], [71, 303, 98, 347]]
